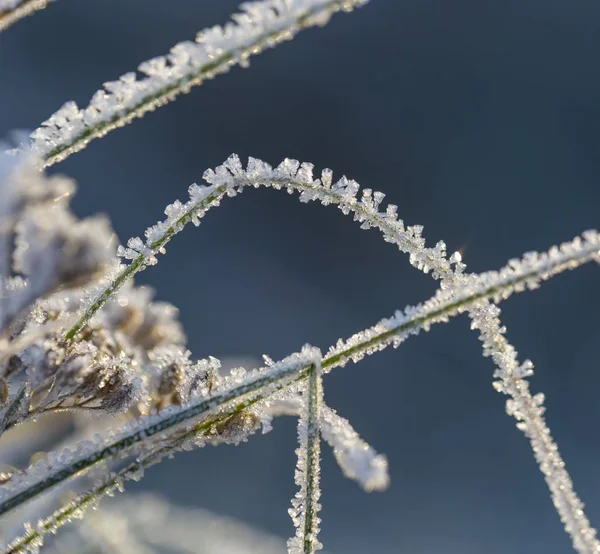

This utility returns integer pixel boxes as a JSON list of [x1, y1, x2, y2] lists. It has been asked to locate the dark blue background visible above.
[[1, 1, 599, 552]]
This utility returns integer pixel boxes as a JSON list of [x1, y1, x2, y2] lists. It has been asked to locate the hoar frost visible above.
[[25, 0, 369, 167]]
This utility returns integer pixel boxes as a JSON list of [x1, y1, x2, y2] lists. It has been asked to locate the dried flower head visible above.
[[148, 346, 220, 411]]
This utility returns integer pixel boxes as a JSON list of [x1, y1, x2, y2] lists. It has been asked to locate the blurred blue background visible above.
[[1, 1, 600, 552]]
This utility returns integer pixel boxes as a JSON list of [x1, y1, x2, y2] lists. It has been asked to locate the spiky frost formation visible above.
[[469, 299, 600, 552], [0, 0, 50, 32], [285, 156, 598, 552], [27, 0, 369, 167], [5, 228, 595, 528], [288, 358, 323, 554]]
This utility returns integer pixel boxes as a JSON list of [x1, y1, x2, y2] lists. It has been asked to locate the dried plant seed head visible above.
[[148, 347, 219, 410], [211, 411, 261, 445], [14, 206, 116, 292], [104, 286, 186, 351]]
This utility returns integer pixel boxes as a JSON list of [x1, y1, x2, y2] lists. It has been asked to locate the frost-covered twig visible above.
[[0, 0, 51, 33], [27, 0, 368, 168], [467, 300, 600, 553], [288, 360, 323, 554], [302, 163, 600, 552]]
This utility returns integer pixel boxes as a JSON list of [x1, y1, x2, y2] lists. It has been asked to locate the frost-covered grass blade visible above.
[[27, 0, 368, 168], [288, 359, 323, 554]]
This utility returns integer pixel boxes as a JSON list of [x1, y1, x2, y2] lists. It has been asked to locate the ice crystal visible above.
[[26, 0, 368, 167]]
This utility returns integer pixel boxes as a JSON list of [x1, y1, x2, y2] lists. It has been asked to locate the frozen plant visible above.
[[0, 1, 599, 554]]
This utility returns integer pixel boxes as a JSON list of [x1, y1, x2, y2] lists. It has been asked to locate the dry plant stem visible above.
[[38, 1, 365, 168], [2, 250, 598, 524], [0, 0, 49, 33]]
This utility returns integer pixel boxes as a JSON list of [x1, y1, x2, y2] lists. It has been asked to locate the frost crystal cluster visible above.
[[0, 1, 599, 554]]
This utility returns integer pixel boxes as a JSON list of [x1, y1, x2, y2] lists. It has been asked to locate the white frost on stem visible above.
[[65, 153, 600, 344], [27, 0, 368, 167], [288, 357, 323, 554], [264, 396, 389, 492]]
